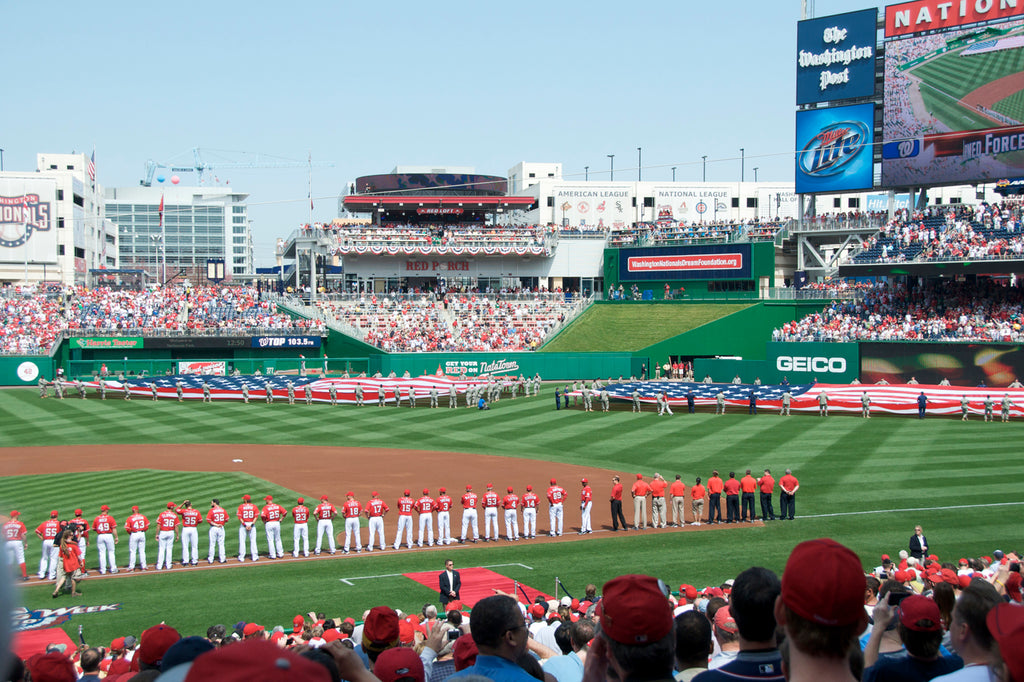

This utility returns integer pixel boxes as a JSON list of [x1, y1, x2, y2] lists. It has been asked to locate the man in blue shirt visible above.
[[917, 392, 928, 419], [449, 595, 536, 682], [543, 619, 595, 682]]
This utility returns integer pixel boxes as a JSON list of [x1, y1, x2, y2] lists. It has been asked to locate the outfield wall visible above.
[[368, 352, 639, 381], [0, 356, 55, 385]]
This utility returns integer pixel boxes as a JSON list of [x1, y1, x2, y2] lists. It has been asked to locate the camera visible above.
[[447, 630, 460, 642], [888, 591, 910, 607]]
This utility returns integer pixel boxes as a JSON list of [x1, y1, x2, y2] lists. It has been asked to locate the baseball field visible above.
[[2, 386, 1022, 646]]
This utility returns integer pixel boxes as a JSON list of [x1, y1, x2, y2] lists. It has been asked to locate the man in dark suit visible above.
[[439, 558, 461, 607], [909, 525, 928, 560]]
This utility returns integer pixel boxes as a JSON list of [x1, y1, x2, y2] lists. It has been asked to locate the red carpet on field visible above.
[[12, 627, 76, 660], [405, 567, 551, 607]]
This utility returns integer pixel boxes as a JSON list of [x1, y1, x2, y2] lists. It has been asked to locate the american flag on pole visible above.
[[87, 150, 96, 182], [158, 195, 164, 228]]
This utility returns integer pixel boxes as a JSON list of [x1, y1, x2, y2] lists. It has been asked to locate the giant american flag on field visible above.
[[82, 373, 503, 404], [570, 381, 1024, 417], [74, 375, 1024, 416]]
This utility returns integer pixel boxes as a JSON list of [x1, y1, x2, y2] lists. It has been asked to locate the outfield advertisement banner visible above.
[[860, 342, 1024, 386], [881, 12, 1024, 187], [795, 104, 875, 194], [616, 244, 752, 281], [251, 336, 321, 349], [766, 342, 860, 383], [71, 337, 144, 350], [797, 9, 878, 104]]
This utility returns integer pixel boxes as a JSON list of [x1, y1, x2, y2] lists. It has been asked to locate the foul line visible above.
[[338, 562, 532, 585], [801, 501, 1024, 519]]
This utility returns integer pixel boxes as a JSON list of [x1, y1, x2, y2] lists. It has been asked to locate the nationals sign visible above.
[[0, 194, 52, 248], [628, 254, 743, 272]]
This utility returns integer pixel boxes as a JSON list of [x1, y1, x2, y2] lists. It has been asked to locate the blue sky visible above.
[[2, 0, 885, 265]]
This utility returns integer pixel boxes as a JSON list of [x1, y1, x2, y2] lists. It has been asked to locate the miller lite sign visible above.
[[0, 194, 51, 248], [795, 103, 874, 194]]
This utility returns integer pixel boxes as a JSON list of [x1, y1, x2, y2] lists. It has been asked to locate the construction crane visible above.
[[140, 147, 332, 186]]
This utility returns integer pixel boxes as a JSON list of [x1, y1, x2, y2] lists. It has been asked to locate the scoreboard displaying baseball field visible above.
[[797, 0, 1024, 193]]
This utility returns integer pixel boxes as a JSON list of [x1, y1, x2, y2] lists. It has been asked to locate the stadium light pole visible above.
[[607, 154, 615, 181], [637, 147, 642, 182], [740, 148, 745, 182], [702, 155, 707, 182], [753, 167, 759, 182], [672, 167, 677, 182], [584, 166, 589, 181], [0, 148, 4, 172]]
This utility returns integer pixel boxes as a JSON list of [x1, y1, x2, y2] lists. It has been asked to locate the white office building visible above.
[[0, 153, 117, 285]]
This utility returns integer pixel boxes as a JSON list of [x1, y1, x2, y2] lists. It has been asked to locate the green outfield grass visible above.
[[994, 89, 1024, 123], [3, 387, 1023, 645], [910, 46, 1024, 102], [919, 82, 998, 131], [541, 304, 750, 352]]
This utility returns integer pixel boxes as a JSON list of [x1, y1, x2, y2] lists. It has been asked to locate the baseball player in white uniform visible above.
[[314, 495, 337, 555], [155, 503, 180, 570], [342, 492, 363, 554], [291, 497, 310, 557], [35, 512, 61, 579], [176, 500, 202, 566], [364, 492, 389, 551], [459, 485, 479, 543], [206, 499, 229, 563], [3, 511, 28, 581], [124, 506, 150, 571], [521, 486, 539, 539], [92, 505, 118, 574], [261, 496, 285, 559], [414, 490, 435, 547], [435, 488, 453, 545], [237, 495, 260, 562], [394, 490, 415, 550], [482, 484, 500, 542], [547, 479, 566, 536]]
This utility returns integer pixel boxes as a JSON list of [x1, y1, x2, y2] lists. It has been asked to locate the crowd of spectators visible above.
[[774, 279, 1024, 343], [850, 202, 1024, 265], [13, 537, 1024, 682], [316, 293, 577, 352], [0, 285, 324, 355]]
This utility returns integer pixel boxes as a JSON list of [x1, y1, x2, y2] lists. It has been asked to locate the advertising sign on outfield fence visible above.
[[617, 243, 753, 281], [71, 337, 144, 350]]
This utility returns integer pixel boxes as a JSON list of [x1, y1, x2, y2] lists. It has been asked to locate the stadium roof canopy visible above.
[[342, 195, 537, 212]]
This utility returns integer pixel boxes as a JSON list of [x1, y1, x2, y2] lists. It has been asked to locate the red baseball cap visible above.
[[167, 502, 175, 509], [372, 491, 379, 497], [26, 653, 76, 682], [526, 485, 532, 491], [453, 633, 478, 671], [50, 510, 58, 517], [581, 478, 588, 484], [636, 473, 643, 479], [101, 505, 110, 511], [242, 495, 251, 502], [110, 637, 126, 652], [899, 595, 942, 632], [139, 624, 181, 665], [375, 646, 425, 682], [439, 487, 446, 494], [530, 604, 546, 619], [242, 622, 264, 637], [404, 490, 411, 496], [362, 606, 400, 653], [423, 488, 429, 495], [346, 491, 354, 498], [781, 538, 864, 627], [264, 495, 273, 501], [297, 497, 304, 504], [680, 584, 698, 601], [320, 495, 328, 500], [1007, 572, 1023, 602], [184, 639, 330, 682], [550, 478, 557, 485], [713, 605, 738, 634], [465, 484, 472, 491], [507, 486, 513, 493], [9, 510, 18, 517], [131, 506, 139, 513], [988, 603, 1024, 682], [486, 483, 493, 488], [958, 574, 973, 589], [398, 620, 416, 644], [74, 509, 83, 515], [598, 574, 673, 644]]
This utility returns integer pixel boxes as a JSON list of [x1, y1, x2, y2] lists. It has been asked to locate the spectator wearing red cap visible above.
[[361, 606, 402, 664], [584, 574, 675, 682], [415, 489, 436, 548], [631, 474, 650, 530], [184, 637, 334, 681], [124, 505, 150, 571], [910, 525, 929, 561], [547, 478, 566, 536], [376, 645, 426, 682], [863, 594, 963, 681], [449, 595, 535, 682], [395, 490, 415, 550], [3, 510, 28, 580], [695, 567, 784, 680], [986, 602, 1024, 682], [314, 494, 337, 555], [138, 623, 182, 671], [521, 485, 539, 539], [775, 538, 869, 682], [26, 651, 76, 682]]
